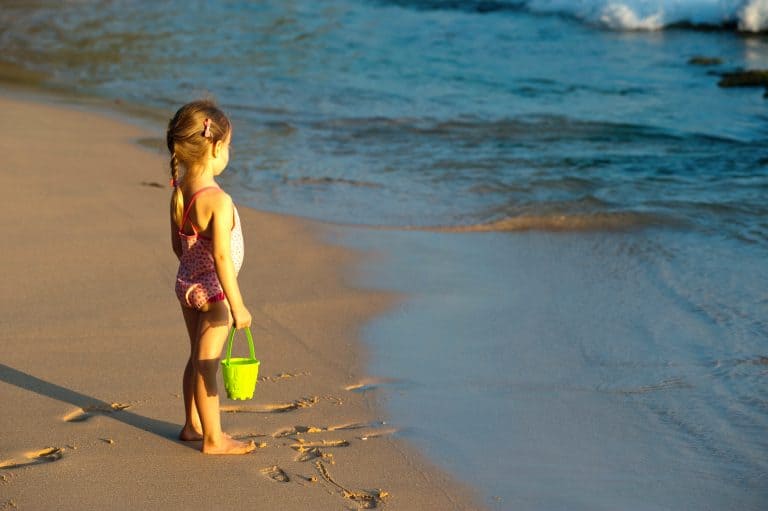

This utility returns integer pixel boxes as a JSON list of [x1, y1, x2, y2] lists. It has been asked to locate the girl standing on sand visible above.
[[167, 100, 256, 455]]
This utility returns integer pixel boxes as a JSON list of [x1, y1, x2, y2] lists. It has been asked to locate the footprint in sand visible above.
[[274, 422, 396, 442], [259, 371, 310, 383], [222, 396, 318, 414], [272, 425, 326, 438], [314, 460, 388, 509], [260, 465, 290, 483], [328, 422, 397, 440], [0, 447, 64, 470], [327, 422, 373, 431], [356, 428, 399, 441], [63, 402, 131, 423], [291, 439, 349, 450], [295, 447, 327, 463], [291, 439, 349, 463], [344, 377, 399, 393], [274, 421, 389, 437]]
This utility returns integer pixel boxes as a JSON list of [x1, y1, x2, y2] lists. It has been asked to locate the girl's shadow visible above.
[[0, 362, 192, 449]]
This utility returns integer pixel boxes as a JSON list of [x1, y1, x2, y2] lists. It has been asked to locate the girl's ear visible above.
[[212, 139, 223, 158]]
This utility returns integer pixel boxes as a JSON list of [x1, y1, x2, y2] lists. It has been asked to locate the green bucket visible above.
[[220, 327, 260, 400]]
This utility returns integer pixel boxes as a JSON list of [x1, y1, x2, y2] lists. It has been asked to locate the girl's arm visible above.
[[210, 193, 252, 329]]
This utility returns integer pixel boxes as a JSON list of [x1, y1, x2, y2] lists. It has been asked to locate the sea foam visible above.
[[522, 0, 768, 31]]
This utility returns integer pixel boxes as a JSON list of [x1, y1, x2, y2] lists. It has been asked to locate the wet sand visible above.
[[0, 93, 484, 510]]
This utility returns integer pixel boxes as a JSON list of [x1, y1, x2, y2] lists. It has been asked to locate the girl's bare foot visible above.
[[179, 425, 204, 442], [202, 435, 256, 455]]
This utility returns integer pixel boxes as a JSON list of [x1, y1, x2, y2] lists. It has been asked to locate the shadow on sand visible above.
[[0, 362, 185, 445]]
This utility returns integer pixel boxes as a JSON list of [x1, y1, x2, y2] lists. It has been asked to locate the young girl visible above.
[[167, 100, 256, 455]]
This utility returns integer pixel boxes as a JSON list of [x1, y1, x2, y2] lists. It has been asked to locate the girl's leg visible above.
[[179, 305, 203, 441], [194, 300, 255, 454]]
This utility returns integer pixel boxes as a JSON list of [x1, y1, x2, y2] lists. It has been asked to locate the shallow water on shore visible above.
[[338, 227, 768, 510]]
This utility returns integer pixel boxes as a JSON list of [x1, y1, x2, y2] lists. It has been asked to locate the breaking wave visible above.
[[525, 0, 768, 32], [346, 211, 677, 233], [383, 0, 768, 32], [419, 211, 672, 233]]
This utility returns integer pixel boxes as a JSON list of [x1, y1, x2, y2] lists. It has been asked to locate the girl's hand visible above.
[[232, 306, 252, 329]]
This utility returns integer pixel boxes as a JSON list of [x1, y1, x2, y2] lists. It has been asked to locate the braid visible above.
[[169, 150, 184, 228]]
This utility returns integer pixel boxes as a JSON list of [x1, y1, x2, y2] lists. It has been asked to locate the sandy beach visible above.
[[0, 93, 483, 510]]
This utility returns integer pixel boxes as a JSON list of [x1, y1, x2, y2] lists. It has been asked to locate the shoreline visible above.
[[0, 92, 484, 510]]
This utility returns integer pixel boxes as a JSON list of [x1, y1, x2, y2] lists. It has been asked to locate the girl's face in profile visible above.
[[212, 132, 231, 176]]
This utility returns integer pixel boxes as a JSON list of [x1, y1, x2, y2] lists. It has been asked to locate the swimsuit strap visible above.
[[179, 186, 220, 235]]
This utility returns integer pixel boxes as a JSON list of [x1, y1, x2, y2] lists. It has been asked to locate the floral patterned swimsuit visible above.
[[175, 187, 244, 310]]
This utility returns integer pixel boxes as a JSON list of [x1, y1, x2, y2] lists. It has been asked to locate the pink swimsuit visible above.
[[175, 187, 245, 310]]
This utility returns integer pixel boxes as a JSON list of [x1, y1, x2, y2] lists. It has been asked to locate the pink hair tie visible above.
[[203, 118, 212, 138], [170, 178, 179, 188]]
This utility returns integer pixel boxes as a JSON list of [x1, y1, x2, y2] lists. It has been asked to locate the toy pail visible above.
[[220, 327, 260, 400]]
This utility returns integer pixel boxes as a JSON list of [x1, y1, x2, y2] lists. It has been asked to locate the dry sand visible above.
[[0, 93, 484, 510]]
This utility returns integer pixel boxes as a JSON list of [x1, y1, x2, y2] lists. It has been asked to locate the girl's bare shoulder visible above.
[[198, 188, 233, 219], [194, 187, 232, 206]]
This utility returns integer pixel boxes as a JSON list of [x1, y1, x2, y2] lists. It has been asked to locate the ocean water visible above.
[[2, 1, 767, 509]]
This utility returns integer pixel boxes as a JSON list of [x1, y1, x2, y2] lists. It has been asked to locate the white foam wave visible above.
[[521, 0, 768, 32], [740, 0, 768, 30]]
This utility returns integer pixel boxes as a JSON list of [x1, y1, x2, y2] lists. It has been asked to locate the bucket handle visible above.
[[224, 326, 256, 364]]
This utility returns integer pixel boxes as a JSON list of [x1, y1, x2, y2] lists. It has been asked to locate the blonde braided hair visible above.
[[166, 99, 231, 227]]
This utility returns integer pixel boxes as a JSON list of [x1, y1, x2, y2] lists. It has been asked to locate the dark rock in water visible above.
[[688, 56, 722, 66], [717, 70, 768, 87]]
